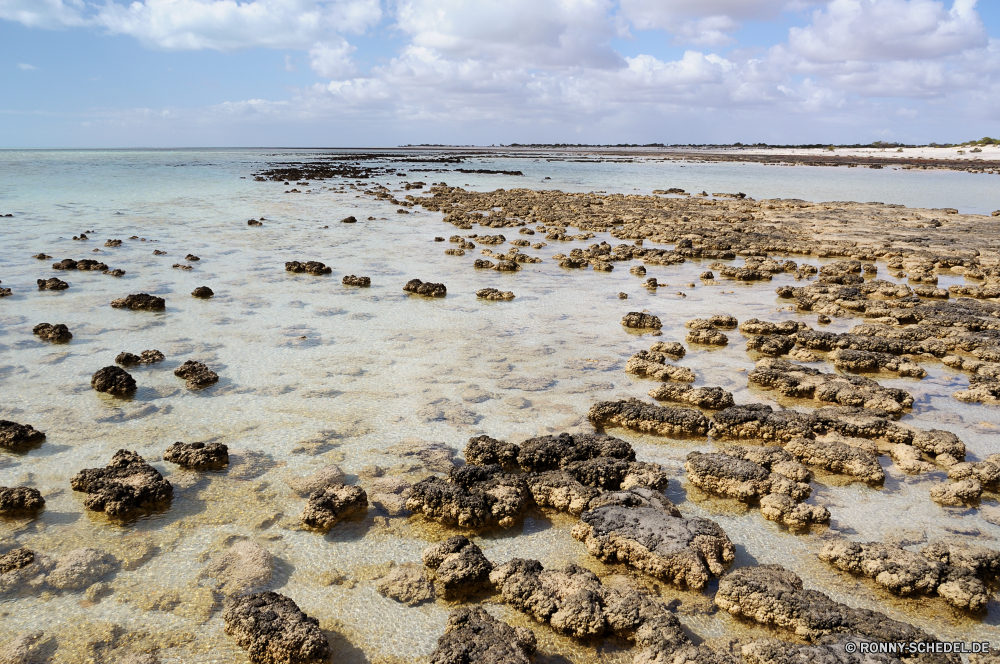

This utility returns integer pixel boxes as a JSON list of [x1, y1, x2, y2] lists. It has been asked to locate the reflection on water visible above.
[[0, 149, 998, 661]]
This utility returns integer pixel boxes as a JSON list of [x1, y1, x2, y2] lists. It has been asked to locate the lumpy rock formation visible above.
[[70, 450, 173, 516], [223, 591, 331, 664]]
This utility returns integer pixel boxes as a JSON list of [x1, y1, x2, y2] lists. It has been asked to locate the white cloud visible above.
[[308, 38, 356, 77], [0, 0, 87, 29], [17, 62, 37, 70]]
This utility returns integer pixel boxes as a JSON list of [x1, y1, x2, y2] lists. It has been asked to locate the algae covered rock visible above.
[[223, 591, 330, 664], [70, 450, 173, 516], [430, 606, 536, 664]]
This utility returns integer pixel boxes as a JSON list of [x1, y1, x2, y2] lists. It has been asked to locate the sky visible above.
[[0, 0, 997, 147]]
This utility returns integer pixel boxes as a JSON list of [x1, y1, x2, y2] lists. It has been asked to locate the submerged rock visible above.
[[203, 540, 274, 598], [32, 323, 72, 342], [286, 466, 347, 497], [223, 591, 330, 664], [422, 535, 494, 599], [91, 365, 137, 396], [376, 563, 434, 605], [430, 606, 536, 664], [45, 548, 118, 590], [0, 421, 46, 451], [300, 484, 368, 530], [70, 450, 173, 516], [174, 360, 219, 389], [588, 398, 710, 436], [164, 442, 229, 470], [111, 293, 165, 310], [404, 279, 447, 297], [572, 506, 734, 589], [342, 275, 371, 287], [0, 486, 45, 515]]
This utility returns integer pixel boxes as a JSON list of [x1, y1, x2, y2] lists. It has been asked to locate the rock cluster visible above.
[[621, 312, 662, 329], [174, 360, 219, 389], [647, 384, 734, 409], [0, 486, 45, 515], [588, 398, 710, 436], [284, 261, 331, 275], [32, 323, 72, 342], [342, 275, 371, 286], [37, 277, 69, 290], [115, 349, 165, 366], [406, 465, 529, 529], [625, 349, 696, 382], [404, 279, 447, 297], [70, 450, 173, 516], [111, 293, 165, 310], [475, 288, 515, 300], [430, 607, 536, 664], [422, 535, 494, 599]]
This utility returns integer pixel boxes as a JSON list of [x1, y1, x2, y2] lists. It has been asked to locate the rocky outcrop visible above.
[[625, 350, 696, 382], [588, 398, 710, 436], [715, 564, 933, 642], [828, 349, 926, 378], [406, 465, 529, 529], [465, 435, 521, 469], [191, 286, 214, 298], [647, 384, 734, 409], [164, 442, 229, 470], [954, 375, 1000, 404], [342, 275, 370, 286], [748, 359, 913, 417], [511, 432, 636, 471], [174, 360, 219, 389], [115, 349, 165, 366], [37, 277, 69, 290], [111, 293, 165, 310], [739, 319, 805, 336], [91, 366, 137, 396], [649, 341, 685, 358], [784, 437, 885, 483], [284, 261, 331, 275], [0, 421, 46, 451], [300, 484, 368, 530], [70, 450, 173, 516], [223, 591, 330, 664], [0, 486, 45, 515], [930, 478, 983, 506], [686, 315, 737, 330], [422, 535, 494, 599], [622, 312, 662, 329], [686, 329, 729, 345], [746, 334, 796, 357], [430, 607, 536, 664], [571, 506, 734, 589], [32, 323, 72, 342], [476, 288, 515, 300], [819, 539, 994, 611], [404, 279, 447, 297]]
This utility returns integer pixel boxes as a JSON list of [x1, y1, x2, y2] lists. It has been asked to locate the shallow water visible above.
[[0, 149, 998, 661]]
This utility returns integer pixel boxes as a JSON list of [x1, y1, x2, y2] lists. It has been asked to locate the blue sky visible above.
[[1, 0, 997, 147]]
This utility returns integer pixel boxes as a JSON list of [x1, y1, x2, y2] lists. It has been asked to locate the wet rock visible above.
[[625, 350, 696, 382], [0, 548, 35, 576], [404, 279, 447, 297], [0, 630, 46, 664], [223, 591, 330, 664], [174, 360, 219, 389], [829, 349, 926, 378], [248, 219, 263, 226], [407, 465, 529, 529], [563, 457, 669, 491], [430, 606, 536, 664], [685, 451, 811, 502], [759, 494, 831, 530], [954, 375, 1000, 404], [0, 487, 44, 515], [0, 286, 9, 298], [32, 323, 72, 343], [300, 484, 368, 530], [647, 384, 734, 409], [784, 437, 884, 483], [930, 479, 983, 506], [622, 312, 662, 330], [474, 259, 496, 269], [739, 319, 805, 336], [476, 288, 515, 300], [191, 286, 214, 298], [341, 215, 357, 223], [36, 277, 69, 291], [709, 404, 816, 442], [202, 540, 274, 598], [714, 564, 933, 642], [747, 334, 798, 358], [376, 563, 434, 605], [887, 444, 935, 474], [164, 442, 229, 470], [52, 258, 78, 270], [921, 540, 1000, 579], [649, 341, 685, 358], [686, 329, 729, 345], [91, 366, 137, 396], [368, 476, 412, 516], [945, 454, 1000, 491], [342, 275, 370, 286], [465, 435, 520, 470], [618, 292, 628, 299], [422, 535, 494, 599], [819, 539, 990, 611], [111, 293, 165, 311], [572, 506, 734, 589], [588, 398, 710, 436], [686, 316, 736, 330], [284, 261, 332, 275], [524, 471, 602, 515], [103, 268, 126, 277], [70, 450, 173, 516], [516, 432, 635, 471], [45, 548, 118, 590], [741, 635, 906, 664], [286, 465, 347, 497], [0, 421, 45, 451], [115, 350, 165, 366], [719, 445, 813, 482]]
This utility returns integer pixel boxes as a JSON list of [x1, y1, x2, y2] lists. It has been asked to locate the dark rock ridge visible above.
[[223, 591, 331, 664], [111, 293, 165, 310], [0, 486, 45, 515], [174, 360, 219, 389], [70, 450, 173, 516], [91, 365, 137, 396], [115, 349, 165, 366], [406, 464, 529, 529], [284, 261, 331, 275], [164, 442, 229, 470], [300, 483, 368, 530], [430, 607, 536, 664], [0, 421, 46, 451], [342, 275, 371, 286], [404, 279, 447, 297], [589, 398, 710, 436], [32, 323, 72, 342]]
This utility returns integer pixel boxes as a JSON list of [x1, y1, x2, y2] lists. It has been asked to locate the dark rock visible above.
[[174, 360, 219, 389], [622, 312, 662, 329], [648, 384, 734, 409], [52, 259, 78, 270], [422, 535, 494, 599], [430, 606, 536, 664], [164, 442, 229, 470], [70, 450, 173, 516], [476, 288, 515, 300], [465, 435, 520, 470], [516, 432, 634, 471], [192, 286, 214, 298], [37, 277, 69, 291], [115, 349, 165, 366], [111, 293, 165, 310], [0, 421, 46, 451], [341, 216, 357, 223], [686, 328, 729, 345], [785, 437, 884, 483], [588, 398, 710, 436], [0, 548, 35, 575], [406, 466, 529, 529], [0, 487, 45, 515], [404, 279, 447, 297], [223, 591, 330, 664], [342, 275, 370, 287], [300, 484, 368, 530], [91, 365, 137, 396], [709, 404, 816, 442], [32, 323, 72, 342], [625, 350, 697, 382], [185, 254, 200, 261], [285, 261, 332, 275]]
